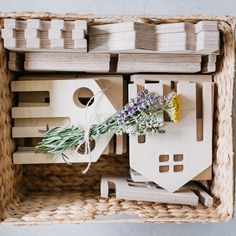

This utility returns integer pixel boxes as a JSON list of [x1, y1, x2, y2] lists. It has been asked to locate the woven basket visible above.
[[0, 13, 235, 225]]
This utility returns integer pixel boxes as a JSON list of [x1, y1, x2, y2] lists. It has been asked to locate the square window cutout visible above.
[[174, 165, 184, 172], [159, 155, 169, 162], [159, 165, 169, 173], [138, 135, 146, 143], [174, 154, 183, 162]]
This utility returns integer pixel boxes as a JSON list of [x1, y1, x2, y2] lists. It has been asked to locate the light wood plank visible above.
[[101, 176, 199, 206]]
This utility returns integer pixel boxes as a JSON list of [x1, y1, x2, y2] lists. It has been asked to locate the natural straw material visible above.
[[0, 13, 235, 225]]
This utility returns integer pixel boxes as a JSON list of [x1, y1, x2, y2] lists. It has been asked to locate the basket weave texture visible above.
[[0, 13, 235, 225]]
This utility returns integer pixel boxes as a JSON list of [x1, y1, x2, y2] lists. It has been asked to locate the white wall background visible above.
[[0, 0, 235, 235], [0, 0, 236, 15]]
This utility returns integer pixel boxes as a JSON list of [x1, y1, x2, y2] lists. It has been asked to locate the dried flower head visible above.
[[162, 92, 180, 123]]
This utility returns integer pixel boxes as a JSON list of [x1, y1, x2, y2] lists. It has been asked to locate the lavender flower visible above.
[[35, 89, 180, 157]]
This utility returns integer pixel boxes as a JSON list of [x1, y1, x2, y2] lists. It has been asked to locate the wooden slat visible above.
[[131, 74, 212, 84], [101, 176, 199, 206], [24, 52, 110, 72]]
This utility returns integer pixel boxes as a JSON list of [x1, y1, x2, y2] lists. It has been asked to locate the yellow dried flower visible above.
[[170, 93, 180, 122], [163, 92, 180, 123]]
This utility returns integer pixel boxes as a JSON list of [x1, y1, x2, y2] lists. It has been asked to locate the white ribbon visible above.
[[74, 88, 109, 174]]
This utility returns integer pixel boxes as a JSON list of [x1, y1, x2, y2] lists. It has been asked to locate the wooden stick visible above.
[[101, 176, 199, 206]]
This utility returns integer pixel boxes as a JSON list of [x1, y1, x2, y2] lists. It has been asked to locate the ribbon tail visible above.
[[82, 160, 92, 174], [82, 139, 92, 174]]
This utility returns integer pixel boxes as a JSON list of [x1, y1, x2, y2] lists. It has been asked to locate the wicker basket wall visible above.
[[0, 13, 235, 225]]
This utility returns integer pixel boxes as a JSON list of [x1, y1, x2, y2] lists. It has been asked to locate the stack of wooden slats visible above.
[[8, 52, 24, 72], [117, 53, 217, 73], [2, 19, 26, 48], [3, 19, 219, 55], [89, 21, 219, 54], [155, 22, 196, 52], [24, 52, 111, 72], [89, 22, 156, 52], [195, 21, 219, 53], [117, 54, 202, 73], [201, 54, 217, 73], [48, 19, 87, 50], [155, 21, 219, 53], [2, 19, 87, 52], [101, 176, 213, 207], [8, 52, 217, 73], [8, 51, 217, 73]]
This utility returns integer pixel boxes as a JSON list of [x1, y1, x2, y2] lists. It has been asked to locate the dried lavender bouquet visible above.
[[35, 89, 180, 157]]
